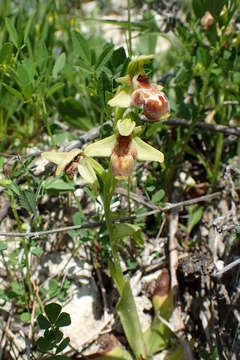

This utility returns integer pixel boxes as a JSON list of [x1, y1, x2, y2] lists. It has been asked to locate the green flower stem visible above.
[[127, 178, 131, 215], [40, 96, 56, 148], [9, 198, 33, 304], [103, 174, 124, 294]]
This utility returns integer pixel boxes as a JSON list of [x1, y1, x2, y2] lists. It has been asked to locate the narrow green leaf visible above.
[[187, 206, 204, 234], [45, 303, 62, 324], [2, 83, 24, 101], [47, 82, 64, 97], [72, 31, 91, 64], [53, 53, 66, 79], [5, 18, 19, 48], [24, 12, 35, 43], [116, 280, 146, 358], [19, 189, 37, 215], [95, 44, 114, 72]]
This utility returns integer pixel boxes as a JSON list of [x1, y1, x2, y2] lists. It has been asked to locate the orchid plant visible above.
[[42, 56, 181, 359]]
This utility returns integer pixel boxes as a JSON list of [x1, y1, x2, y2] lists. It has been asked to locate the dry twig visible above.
[[0, 192, 220, 238]]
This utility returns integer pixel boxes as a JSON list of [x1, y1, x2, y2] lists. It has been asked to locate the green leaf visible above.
[[31, 246, 43, 257], [37, 336, 53, 353], [95, 44, 114, 73], [49, 278, 59, 295], [8, 181, 20, 196], [0, 43, 13, 64], [72, 31, 91, 64], [116, 280, 146, 358], [113, 223, 141, 241], [24, 12, 35, 43], [45, 329, 63, 344], [37, 314, 51, 330], [143, 323, 166, 356], [5, 18, 19, 48], [45, 303, 62, 324], [34, 40, 48, 71], [2, 83, 24, 101], [152, 189, 165, 203], [111, 47, 126, 68], [56, 337, 70, 354], [19, 189, 37, 215], [20, 312, 31, 323], [47, 82, 64, 97], [55, 312, 71, 328], [44, 178, 75, 191], [187, 205, 204, 234], [94, 347, 133, 360], [164, 344, 185, 360], [53, 53, 66, 79], [0, 242, 8, 251]]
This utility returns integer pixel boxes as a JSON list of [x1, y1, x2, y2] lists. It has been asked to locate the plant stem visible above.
[[127, 0, 132, 57], [103, 174, 124, 293], [10, 197, 33, 304]]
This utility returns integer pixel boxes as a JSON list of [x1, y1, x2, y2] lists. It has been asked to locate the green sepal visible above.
[[127, 55, 154, 77]]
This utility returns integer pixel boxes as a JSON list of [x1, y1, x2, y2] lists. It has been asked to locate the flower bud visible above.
[[144, 92, 169, 121], [131, 74, 169, 121], [201, 11, 214, 31]]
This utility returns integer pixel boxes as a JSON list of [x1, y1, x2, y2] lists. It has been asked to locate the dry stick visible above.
[[1, 117, 240, 162], [115, 187, 159, 210], [215, 258, 240, 278], [169, 194, 194, 360], [0, 192, 220, 238], [0, 195, 10, 223], [163, 118, 240, 137], [0, 315, 11, 360]]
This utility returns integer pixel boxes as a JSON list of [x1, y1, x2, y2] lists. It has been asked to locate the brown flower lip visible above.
[[132, 84, 169, 121], [110, 135, 137, 177], [65, 154, 82, 178]]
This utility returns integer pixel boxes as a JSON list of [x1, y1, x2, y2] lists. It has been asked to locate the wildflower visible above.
[[132, 75, 169, 121], [84, 118, 164, 178], [41, 148, 100, 185], [108, 74, 169, 122]]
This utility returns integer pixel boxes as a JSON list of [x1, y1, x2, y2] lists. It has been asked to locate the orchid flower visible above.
[[108, 72, 169, 122], [84, 118, 164, 178], [41, 148, 102, 185]]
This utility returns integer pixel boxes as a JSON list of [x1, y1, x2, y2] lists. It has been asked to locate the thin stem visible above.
[[9, 197, 33, 304], [103, 174, 124, 293], [40, 97, 56, 148], [127, 0, 132, 57], [127, 178, 131, 215]]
